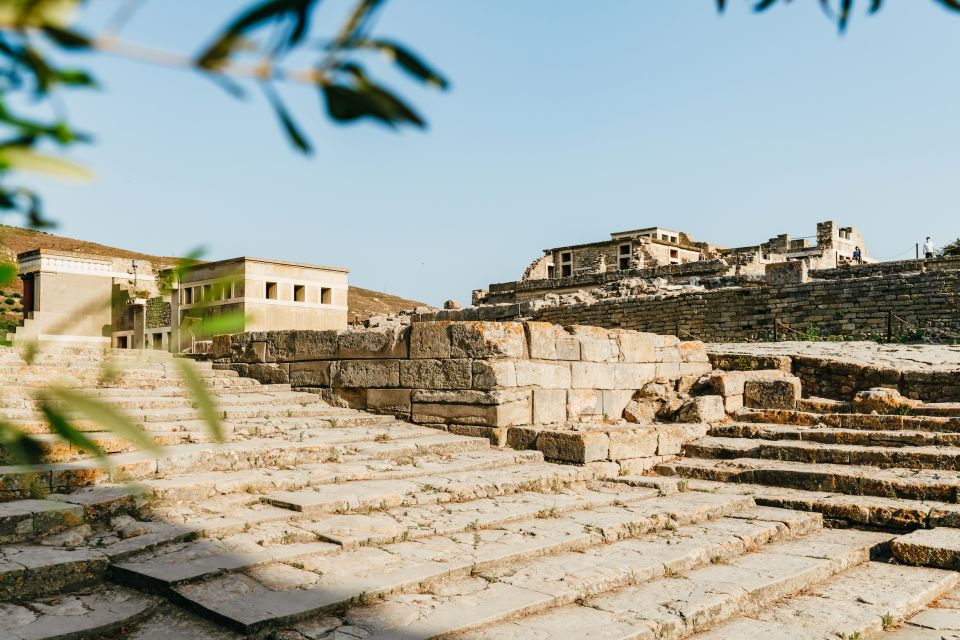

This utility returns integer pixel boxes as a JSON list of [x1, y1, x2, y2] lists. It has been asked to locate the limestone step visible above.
[[0, 585, 160, 640], [0, 545, 109, 600], [112, 483, 659, 593], [657, 456, 960, 502], [169, 491, 757, 634], [891, 527, 960, 569], [450, 528, 890, 640], [0, 390, 323, 412], [140, 448, 546, 506], [0, 431, 491, 501], [0, 499, 85, 544], [883, 585, 960, 639], [692, 561, 959, 639], [0, 430, 225, 465], [711, 422, 960, 448], [687, 436, 960, 471], [736, 407, 960, 433]]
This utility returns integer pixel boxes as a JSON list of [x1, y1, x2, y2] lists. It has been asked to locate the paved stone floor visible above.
[[4, 345, 960, 639], [709, 340, 960, 372]]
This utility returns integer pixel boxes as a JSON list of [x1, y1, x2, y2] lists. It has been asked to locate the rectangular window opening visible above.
[[184, 288, 193, 305], [560, 251, 573, 278], [202, 284, 212, 302], [294, 284, 306, 302], [320, 287, 332, 304], [266, 282, 278, 300]]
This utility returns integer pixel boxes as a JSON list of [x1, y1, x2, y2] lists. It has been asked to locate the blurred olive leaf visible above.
[[0, 421, 44, 466], [38, 398, 108, 464], [357, 39, 449, 89], [0, 147, 93, 182], [262, 82, 312, 154], [172, 358, 225, 443], [0, 260, 15, 287], [43, 386, 161, 456]]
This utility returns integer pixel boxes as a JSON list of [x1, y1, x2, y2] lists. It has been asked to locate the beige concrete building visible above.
[[10, 251, 349, 351], [174, 257, 349, 352]]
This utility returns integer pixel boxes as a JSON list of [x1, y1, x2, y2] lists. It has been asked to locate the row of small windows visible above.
[[183, 281, 333, 305]]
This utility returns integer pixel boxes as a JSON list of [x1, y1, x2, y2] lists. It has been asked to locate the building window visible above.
[[618, 244, 631, 270], [294, 284, 306, 302], [547, 265, 555, 279], [560, 252, 572, 278], [233, 281, 244, 298], [202, 284, 212, 302], [670, 236, 677, 243], [320, 287, 332, 304], [670, 249, 678, 259], [116, 335, 128, 349], [184, 288, 193, 305], [661, 234, 669, 241], [265, 282, 278, 300]]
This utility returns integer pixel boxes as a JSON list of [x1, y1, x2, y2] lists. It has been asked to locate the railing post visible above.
[[773, 316, 778, 342], [887, 310, 893, 343]]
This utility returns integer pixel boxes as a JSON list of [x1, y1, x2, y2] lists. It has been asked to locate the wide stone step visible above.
[[112, 483, 660, 593], [0, 585, 161, 640], [140, 448, 545, 506], [736, 407, 960, 433], [884, 585, 960, 638], [657, 456, 960, 502], [711, 422, 960, 447], [686, 436, 960, 471], [0, 499, 85, 544], [0, 545, 110, 600], [449, 528, 889, 640], [170, 491, 756, 634], [891, 527, 960, 569], [0, 430, 222, 465], [693, 561, 959, 639]]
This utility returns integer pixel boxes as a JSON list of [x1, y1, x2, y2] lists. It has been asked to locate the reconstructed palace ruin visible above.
[[3, 221, 960, 640]]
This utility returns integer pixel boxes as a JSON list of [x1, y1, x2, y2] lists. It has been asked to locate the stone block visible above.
[[322, 387, 367, 410], [366, 389, 412, 415], [724, 394, 744, 412], [400, 359, 472, 390], [412, 389, 529, 406], [536, 429, 609, 463], [617, 331, 656, 363], [618, 456, 672, 476], [450, 322, 527, 359], [744, 377, 802, 410], [447, 424, 508, 448], [654, 362, 681, 380], [556, 337, 581, 361], [709, 370, 787, 397], [891, 528, 960, 569], [533, 389, 567, 424], [653, 335, 681, 348], [572, 325, 619, 362], [571, 362, 616, 389], [679, 362, 712, 378], [602, 390, 635, 419], [677, 395, 726, 423], [337, 326, 409, 359], [853, 386, 921, 414], [567, 389, 603, 419], [613, 363, 657, 390], [514, 361, 572, 389], [623, 399, 656, 424], [471, 360, 517, 390], [765, 260, 808, 285], [525, 322, 565, 360], [409, 322, 452, 359], [267, 330, 338, 362], [677, 340, 710, 363], [607, 427, 658, 460], [507, 425, 541, 450], [585, 461, 620, 479], [289, 361, 332, 387], [412, 396, 531, 427], [335, 360, 400, 388], [657, 423, 708, 456], [247, 363, 288, 385]]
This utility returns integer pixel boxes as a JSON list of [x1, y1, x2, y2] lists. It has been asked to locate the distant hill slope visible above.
[[0, 225, 429, 324]]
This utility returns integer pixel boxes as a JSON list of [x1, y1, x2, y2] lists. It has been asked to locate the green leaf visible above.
[[0, 148, 93, 182], [0, 261, 15, 287], [322, 82, 424, 129], [44, 386, 161, 455], [362, 39, 449, 90], [195, 312, 246, 338], [55, 69, 96, 88], [173, 358, 225, 443], [933, 0, 960, 10], [262, 82, 312, 154], [0, 421, 44, 466], [41, 26, 93, 49], [38, 398, 108, 464]]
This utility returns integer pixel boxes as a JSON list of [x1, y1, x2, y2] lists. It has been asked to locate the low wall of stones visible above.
[[213, 321, 714, 466], [436, 267, 960, 343]]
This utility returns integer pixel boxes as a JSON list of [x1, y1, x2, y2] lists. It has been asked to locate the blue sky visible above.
[[11, 1, 960, 305]]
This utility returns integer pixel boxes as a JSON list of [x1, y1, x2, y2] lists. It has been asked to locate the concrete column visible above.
[[169, 284, 181, 354], [131, 304, 145, 350]]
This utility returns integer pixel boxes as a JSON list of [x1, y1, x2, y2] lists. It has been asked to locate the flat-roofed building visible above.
[[173, 256, 348, 352]]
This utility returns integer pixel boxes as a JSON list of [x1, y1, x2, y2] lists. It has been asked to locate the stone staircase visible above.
[[2, 345, 960, 639]]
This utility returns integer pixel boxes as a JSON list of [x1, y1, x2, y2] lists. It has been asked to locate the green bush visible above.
[[3, 297, 14, 305]]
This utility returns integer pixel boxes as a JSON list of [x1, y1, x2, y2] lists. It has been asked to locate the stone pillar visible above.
[[130, 302, 145, 350], [169, 284, 181, 354]]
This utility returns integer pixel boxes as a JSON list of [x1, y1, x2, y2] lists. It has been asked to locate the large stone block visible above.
[[411, 389, 529, 406], [514, 361, 572, 389], [409, 322, 452, 359], [655, 362, 681, 379], [412, 396, 530, 427], [506, 425, 541, 451], [744, 377, 801, 410], [335, 360, 400, 388], [366, 389, 412, 415], [533, 389, 567, 424], [709, 370, 789, 397], [536, 430, 609, 463], [322, 387, 367, 410], [471, 360, 517, 390], [400, 359, 472, 389], [572, 325, 619, 363], [450, 322, 527, 359], [267, 330, 338, 362], [678, 341, 710, 363], [617, 331, 656, 363], [607, 427, 658, 460], [613, 363, 657, 390], [337, 326, 409, 359], [526, 322, 568, 360], [567, 389, 603, 419], [677, 395, 726, 423], [657, 423, 708, 455], [571, 362, 616, 389], [289, 360, 332, 387], [448, 424, 509, 448], [602, 390, 635, 419]]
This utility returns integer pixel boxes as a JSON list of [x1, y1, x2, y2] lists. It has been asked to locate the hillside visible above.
[[0, 225, 429, 325]]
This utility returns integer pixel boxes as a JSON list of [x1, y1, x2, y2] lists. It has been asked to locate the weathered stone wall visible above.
[[145, 297, 171, 330], [215, 321, 711, 430]]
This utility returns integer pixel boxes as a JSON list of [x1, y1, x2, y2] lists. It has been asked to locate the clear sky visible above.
[[12, 1, 960, 306]]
